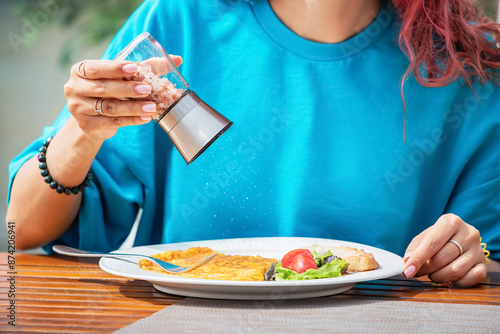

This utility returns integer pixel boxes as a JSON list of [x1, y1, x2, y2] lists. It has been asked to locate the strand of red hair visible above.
[[392, 0, 500, 140]]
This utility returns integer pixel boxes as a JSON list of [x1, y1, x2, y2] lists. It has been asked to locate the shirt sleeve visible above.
[[7, 0, 182, 253], [444, 82, 500, 261]]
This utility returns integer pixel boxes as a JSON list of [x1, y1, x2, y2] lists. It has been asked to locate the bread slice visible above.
[[307, 244, 379, 272]]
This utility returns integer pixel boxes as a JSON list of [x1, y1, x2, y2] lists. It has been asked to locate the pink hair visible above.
[[392, 0, 500, 138]]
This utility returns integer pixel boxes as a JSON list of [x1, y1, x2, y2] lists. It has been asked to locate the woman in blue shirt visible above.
[[7, 0, 500, 287]]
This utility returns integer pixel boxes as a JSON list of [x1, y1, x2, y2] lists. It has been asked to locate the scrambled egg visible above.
[[138, 247, 276, 281]]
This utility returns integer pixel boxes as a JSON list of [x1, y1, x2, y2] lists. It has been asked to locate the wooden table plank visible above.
[[1, 253, 173, 332], [1, 254, 100, 267]]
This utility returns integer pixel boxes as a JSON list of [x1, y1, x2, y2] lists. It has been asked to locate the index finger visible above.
[[403, 216, 458, 278], [72, 60, 139, 80]]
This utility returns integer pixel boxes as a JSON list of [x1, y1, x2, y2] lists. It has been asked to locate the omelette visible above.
[[138, 247, 276, 281]]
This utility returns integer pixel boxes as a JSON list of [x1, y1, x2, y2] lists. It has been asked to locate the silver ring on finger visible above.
[[94, 98, 105, 116], [78, 60, 88, 79], [447, 239, 463, 256]]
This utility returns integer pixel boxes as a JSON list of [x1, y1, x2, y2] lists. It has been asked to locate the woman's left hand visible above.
[[403, 213, 487, 287]]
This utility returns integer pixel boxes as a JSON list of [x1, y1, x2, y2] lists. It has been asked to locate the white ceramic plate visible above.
[[99, 237, 404, 300]]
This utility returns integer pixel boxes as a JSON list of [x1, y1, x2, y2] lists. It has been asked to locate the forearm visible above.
[[6, 117, 104, 250]]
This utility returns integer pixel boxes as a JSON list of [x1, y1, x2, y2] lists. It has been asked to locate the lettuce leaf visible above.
[[312, 250, 333, 267], [274, 257, 348, 281]]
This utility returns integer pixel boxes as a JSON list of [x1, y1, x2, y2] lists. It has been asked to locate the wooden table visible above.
[[1, 253, 499, 333]]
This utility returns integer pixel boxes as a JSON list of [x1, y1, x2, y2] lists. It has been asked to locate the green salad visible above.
[[265, 249, 349, 281]]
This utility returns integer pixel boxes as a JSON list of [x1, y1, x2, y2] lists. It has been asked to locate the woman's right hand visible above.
[[64, 57, 181, 142]]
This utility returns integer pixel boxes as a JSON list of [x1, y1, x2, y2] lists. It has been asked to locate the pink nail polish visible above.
[[140, 116, 151, 122], [404, 265, 416, 278], [122, 63, 138, 73], [142, 104, 156, 113], [136, 84, 151, 94]]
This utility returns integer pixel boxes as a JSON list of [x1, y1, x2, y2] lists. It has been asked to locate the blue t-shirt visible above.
[[8, 0, 500, 259]]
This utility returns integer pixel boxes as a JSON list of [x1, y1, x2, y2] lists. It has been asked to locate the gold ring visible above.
[[447, 239, 463, 256], [78, 60, 88, 79], [94, 98, 105, 116]]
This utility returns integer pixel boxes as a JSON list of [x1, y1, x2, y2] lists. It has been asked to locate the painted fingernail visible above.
[[404, 265, 416, 278], [135, 84, 151, 94], [404, 252, 412, 263], [122, 63, 138, 73], [171, 55, 183, 65], [140, 116, 151, 122], [142, 103, 156, 113]]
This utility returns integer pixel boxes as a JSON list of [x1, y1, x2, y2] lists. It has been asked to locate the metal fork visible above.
[[52, 245, 217, 274]]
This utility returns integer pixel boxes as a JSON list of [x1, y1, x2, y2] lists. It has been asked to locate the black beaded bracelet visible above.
[[37, 136, 93, 195]]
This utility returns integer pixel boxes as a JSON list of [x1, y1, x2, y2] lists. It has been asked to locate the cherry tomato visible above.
[[281, 249, 313, 268], [289, 253, 318, 274]]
